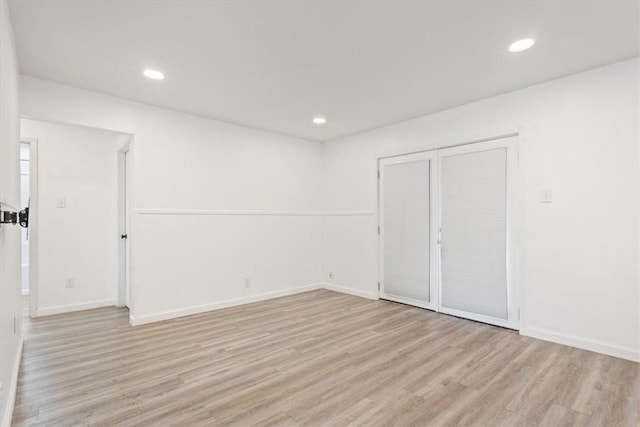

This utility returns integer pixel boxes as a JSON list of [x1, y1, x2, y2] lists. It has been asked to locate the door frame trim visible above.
[[117, 136, 133, 308]]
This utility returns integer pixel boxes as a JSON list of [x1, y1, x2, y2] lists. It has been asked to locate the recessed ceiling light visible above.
[[508, 38, 535, 53], [312, 117, 326, 125], [144, 69, 165, 80]]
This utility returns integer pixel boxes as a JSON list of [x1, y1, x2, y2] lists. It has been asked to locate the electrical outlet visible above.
[[57, 198, 67, 208], [244, 278, 251, 288], [65, 277, 75, 288], [329, 272, 334, 280]]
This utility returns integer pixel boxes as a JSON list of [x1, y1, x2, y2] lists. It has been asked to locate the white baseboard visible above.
[[130, 284, 323, 326], [36, 299, 116, 317], [321, 283, 379, 300], [1, 335, 23, 427], [520, 327, 639, 362]]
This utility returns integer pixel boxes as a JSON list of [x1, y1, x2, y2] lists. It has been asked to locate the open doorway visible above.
[[20, 119, 133, 317]]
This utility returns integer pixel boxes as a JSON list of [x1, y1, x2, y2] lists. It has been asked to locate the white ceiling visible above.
[[9, 0, 639, 142]]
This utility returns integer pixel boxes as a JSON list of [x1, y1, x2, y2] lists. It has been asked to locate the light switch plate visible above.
[[541, 189, 552, 203], [57, 198, 66, 208]]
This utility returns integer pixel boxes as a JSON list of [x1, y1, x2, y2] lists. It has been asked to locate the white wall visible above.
[[19, 76, 324, 323], [16, 48, 639, 361], [322, 58, 640, 361], [0, 1, 23, 425], [20, 119, 121, 314]]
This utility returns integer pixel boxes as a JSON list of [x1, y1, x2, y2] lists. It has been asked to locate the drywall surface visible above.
[[0, 1, 23, 425], [20, 119, 121, 314], [322, 58, 640, 361], [19, 76, 324, 320], [19, 55, 639, 361]]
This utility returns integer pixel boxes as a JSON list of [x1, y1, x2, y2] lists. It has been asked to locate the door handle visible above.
[[121, 234, 128, 239]]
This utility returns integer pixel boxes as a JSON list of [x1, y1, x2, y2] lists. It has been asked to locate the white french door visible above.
[[379, 136, 518, 329], [438, 137, 518, 329], [379, 151, 438, 310]]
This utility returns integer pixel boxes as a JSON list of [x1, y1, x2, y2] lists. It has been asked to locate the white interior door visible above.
[[118, 147, 131, 308], [379, 151, 437, 310], [438, 137, 518, 329]]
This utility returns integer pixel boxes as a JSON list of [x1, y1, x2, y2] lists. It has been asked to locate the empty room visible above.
[[0, 1, 638, 426]]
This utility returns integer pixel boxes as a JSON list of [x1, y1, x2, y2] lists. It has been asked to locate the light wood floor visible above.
[[12, 290, 640, 426]]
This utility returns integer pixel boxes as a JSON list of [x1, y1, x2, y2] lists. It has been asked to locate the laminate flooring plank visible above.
[[12, 290, 639, 426]]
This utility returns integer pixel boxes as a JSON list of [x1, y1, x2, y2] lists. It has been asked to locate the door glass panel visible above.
[[383, 159, 430, 303], [440, 148, 508, 319]]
